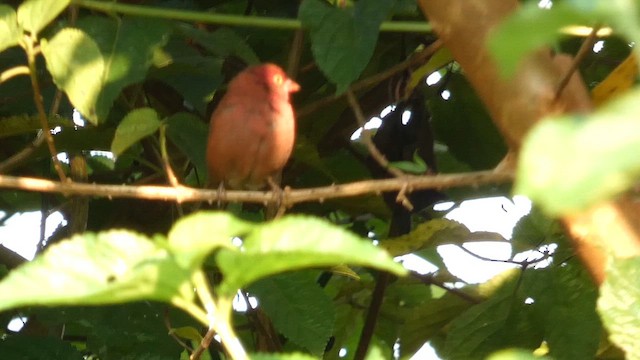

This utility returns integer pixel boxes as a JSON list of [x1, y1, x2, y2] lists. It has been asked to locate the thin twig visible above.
[[0, 66, 30, 84], [345, 89, 404, 179], [159, 125, 180, 187], [24, 36, 67, 182], [287, 29, 304, 79], [457, 244, 552, 267], [353, 272, 390, 360], [410, 271, 481, 304], [191, 328, 217, 360], [346, 89, 414, 209], [163, 309, 194, 353], [0, 132, 46, 173], [0, 170, 513, 204], [554, 25, 601, 100], [298, 40, 442, 117]]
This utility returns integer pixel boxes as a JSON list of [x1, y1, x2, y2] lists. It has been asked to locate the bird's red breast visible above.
[[206, 63, 300, 190]]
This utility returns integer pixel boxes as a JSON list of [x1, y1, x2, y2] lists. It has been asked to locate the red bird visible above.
[[206, 63, 300, 190]]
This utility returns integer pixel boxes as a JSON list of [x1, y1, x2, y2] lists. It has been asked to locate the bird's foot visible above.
[[266, 177, 287, 219], [216, 182, 227, 209]]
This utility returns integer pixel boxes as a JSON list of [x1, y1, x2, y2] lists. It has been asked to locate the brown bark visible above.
[[418, 0, 640, 284]]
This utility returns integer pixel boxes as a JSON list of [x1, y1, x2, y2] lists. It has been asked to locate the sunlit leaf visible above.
[[111, 108, 161, 156], [598, 256, 640, 360], [41, 28, 104, 123], [0, 231, 193, 313], [216, 215, 406, 295], [487, 349, 550, 360], [0, 5, 20, 52], [17, 0, 69, 36], [167, 211, 253, 270], [42, 17, 170, 124]]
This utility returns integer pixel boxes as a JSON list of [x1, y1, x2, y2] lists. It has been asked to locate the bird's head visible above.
[[231, 63, 300, 101]]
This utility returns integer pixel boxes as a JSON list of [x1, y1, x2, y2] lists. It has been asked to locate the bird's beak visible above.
[[286, 78, 301, 93]]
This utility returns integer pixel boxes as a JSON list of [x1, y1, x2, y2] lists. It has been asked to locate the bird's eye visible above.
[[272, 74, 284, 86]]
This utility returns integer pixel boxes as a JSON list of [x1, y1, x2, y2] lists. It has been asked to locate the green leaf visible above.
[[110, 108, 161, 156], [598, 256, 640, 360], [389, 151, 428, 174], [399, 294, 473, 357], [0, 5, 20, 52], [489, 3, 592, 77], [216, 215, 406, 295], [150, 33, 223, 114], [16, 0, 69, 36], [177, 25, 260, 65], [0, 231, 193, 313], [42, 17, 170, 124], [167, 211, 253, 270], [522, 263, 601, 359], [0, 335, 83, 360], [429, 73, 507, 170], [299, 0, 394, 93], [166, 112, 209, 180], [510, 208, 560, 255], [515, 88, 640, 215], [250, 272, 335, 355]]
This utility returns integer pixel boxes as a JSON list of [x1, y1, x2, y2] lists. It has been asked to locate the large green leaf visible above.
[[598, 256, 640, 360], [249, 271, 335, 355], [0, 5, 20, 52], [216, 215, 407, 295], [516, 88, 640, 215], [399, 293, 472, 357], [16, 0, 69, 36], [442, 270, 543, 360], [110, 108, 161, 156], [42, 17, 170, 124], [522, 263, 601, 359], [299, 0, 394, 93], [0, 230, 193, 312]]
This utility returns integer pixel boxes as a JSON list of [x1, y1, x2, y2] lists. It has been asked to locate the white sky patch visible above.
[[397, 253, 438, 275], [593, 40, 605, 53], [538, 0, 553, 9], [7, 316, 27, 332], [426, 72, 442, 86], [0, 211, 66, 260], [437, 196, 532, 284], [350, 116, 383, 140], [441, 90, 451, 100], [72, 108, 86, 127], [401, 110, 412, 125]]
